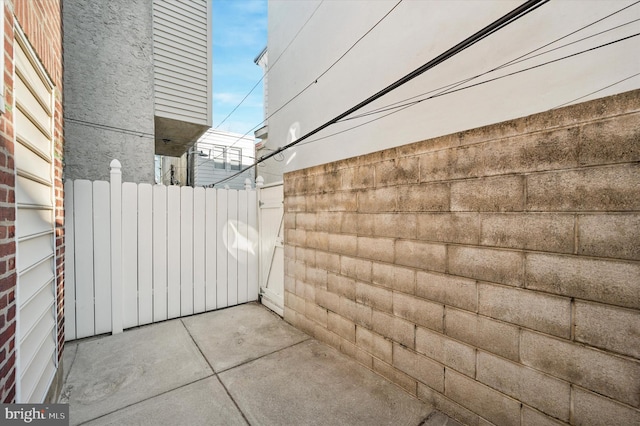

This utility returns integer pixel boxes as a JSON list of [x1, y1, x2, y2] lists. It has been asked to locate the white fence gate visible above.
[[258, 181, 284, 316], [64, 160, 259, 341]]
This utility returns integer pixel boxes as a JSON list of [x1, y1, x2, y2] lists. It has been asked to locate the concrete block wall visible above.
[[282, 90, 640, 426]]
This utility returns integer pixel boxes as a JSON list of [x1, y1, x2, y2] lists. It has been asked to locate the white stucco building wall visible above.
[[267, 0, 640, 172]]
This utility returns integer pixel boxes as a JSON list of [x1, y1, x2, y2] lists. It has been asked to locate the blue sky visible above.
[[212, 0, 267, 136]]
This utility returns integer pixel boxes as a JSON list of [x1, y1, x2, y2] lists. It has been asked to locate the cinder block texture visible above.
[[445, 370, 520, 426], [283, 91, 640, 425], [476, 351, 570, 421], [572, 386, 640, 426], [478, 283, 571, 338], [520, 330, 640, 407]]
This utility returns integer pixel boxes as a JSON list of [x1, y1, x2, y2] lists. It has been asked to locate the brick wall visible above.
[[0, 0, 63, 403], [283, 90, 640, 425]]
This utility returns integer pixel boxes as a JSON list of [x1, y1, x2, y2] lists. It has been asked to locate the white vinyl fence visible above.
[[64, 160, 259, 341]]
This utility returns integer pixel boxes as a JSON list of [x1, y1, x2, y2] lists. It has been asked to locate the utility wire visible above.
[[297, 33, 640, 148], [552, 71, 640, 109], [63, 0, 638, 150], [213, 0, 325, 129], [335, 32, 640, 122], [208, 0, 404, 164], [212, 0, 549, 186], [345, 1, 640, 121]]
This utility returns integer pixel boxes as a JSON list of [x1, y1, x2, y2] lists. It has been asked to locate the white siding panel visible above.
[[15, 77, 50, 135], [152, 0, 211, 126], [15, 110, 50, 159], [16, 209, 51, 240], [152, 42, 207, 68], [17, 234, 53, 273], [18, 285, 54, 342], [16, 175, 52, 208], [19, 259, 54, 308], [15, 142, 51, 184], [14, 45, 51, 113], [20, 335, 55, 403], [156, 1, 207, 25], [19, 312, 54, 377]]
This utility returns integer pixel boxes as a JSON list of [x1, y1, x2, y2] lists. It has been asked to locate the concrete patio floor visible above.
[[60, 303, 460, 426]]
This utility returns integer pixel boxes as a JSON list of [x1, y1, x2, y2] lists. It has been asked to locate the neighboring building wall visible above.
[[1, 0, 64, 403], [283, 92, 640, 425], [193, 130, 255, 190], [62, 0, 155, 183], [254, 48, 284, 184], [152, 0, 211, 128], [268, 1, 640, 173]]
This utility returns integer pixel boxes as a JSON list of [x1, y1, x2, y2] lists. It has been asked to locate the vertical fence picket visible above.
[[180, 187, 194, 316], [237, 190, 249, 304], [193, 188, 205, 314], [205, 188, 217, 311], [247, 188, 259, 301], [138, 184, 153, 325], [227, 190, 238, 306], [122, 183, 138, 329], [216, 189, 228, 309], [153, 185, 168, 322], [93, 181, 111, 334], [63, 181, 76, 341], [167, 186, 181, 319], [74, 180, 95, 339], [110, 160, 123, 334]]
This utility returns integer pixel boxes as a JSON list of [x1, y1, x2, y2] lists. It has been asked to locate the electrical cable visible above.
[[331, 32, 640, 124], [344, 1, 640, 121], [211, 0, 549, 186], [207, 0, 404, 164], [551, 71, 640, 110]]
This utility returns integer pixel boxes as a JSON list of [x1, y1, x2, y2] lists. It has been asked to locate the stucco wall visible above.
[[63, 0, 155, 183], [268, 1, 640, 173], [283, 91, 640, 425]]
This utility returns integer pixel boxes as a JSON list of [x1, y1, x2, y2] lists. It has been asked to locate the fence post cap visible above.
[[256, 176, 264, 187], [110, 159, 122, 170], [244, 178, 252, 190]]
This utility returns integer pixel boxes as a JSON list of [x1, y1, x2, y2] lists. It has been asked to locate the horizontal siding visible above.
[[152, 0, 211, 126], [158, 0, 207, 25], [193, 130, 256, 190], [194, 159, 254, 190], [15, 35, 57, 404]]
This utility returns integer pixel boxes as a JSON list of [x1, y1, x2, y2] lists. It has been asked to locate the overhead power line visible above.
[[296, 33, 640, 149], [209, 0, 404, 164], [344, 1, 640, 122], [334, 32, 640, 124], [212, 0, 549, 185]]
